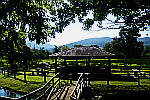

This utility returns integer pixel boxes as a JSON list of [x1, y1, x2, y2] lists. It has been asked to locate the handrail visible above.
[[19, 72, 60, 99], [46, 81, 67, 100], [36, 78, 60, 100], [0, 73, 60, 100], [70, 73, 87, 100]]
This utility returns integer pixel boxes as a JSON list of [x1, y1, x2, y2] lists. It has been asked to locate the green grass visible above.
[[0, 68, 70, 95], [0, 58, 150, 98], [90, 79, 150, 85], [0, 73, 44, 94]]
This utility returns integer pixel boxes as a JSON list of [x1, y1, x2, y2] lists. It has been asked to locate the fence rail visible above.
[[0, 66, 54, 82]]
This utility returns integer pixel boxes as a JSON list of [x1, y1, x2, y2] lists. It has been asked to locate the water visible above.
[[0, 70, 22, 99], [0, 87, 22, 99], [0, 70, 36, 100]]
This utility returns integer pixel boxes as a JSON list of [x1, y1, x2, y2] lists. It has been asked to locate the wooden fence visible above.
[[0, 73, 68, 100], [0, 65, 54, 83]]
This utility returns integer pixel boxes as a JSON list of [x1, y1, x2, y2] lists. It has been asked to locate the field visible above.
[[0, 58, 150, 99]]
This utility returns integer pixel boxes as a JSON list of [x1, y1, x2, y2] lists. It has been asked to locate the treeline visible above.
[[103, 37, 150, 58], [31, 47, 52, 59]]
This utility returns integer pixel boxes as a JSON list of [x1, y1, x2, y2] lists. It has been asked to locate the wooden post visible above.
[[24, 70, 26, 82], [108, 56, 111, 70], [88, 57, 90, 67], [14, 71, 16, 79], [64, 57, 66, 67], [138, 74, 140, 86], [86, 57, 88, 67], [55, 56, 58, 74], [43, 71, 46, 83], [7, 69, 9, 77], [76, 57, 78, 67], [37, 69, 39, 75], [52, 79, 54, 88], [59, 78, 60, 88], [70, 79, 72, 84], [1, 68, 3, 75], [4, 68, 5, 76], [107, 74, 109, 85], [108, 56, 111, 85]]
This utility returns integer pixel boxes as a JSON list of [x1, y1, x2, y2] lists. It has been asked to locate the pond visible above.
[[0, 87, 22, 99], [0, 70, 36, 100], [0, 70, 22, 99]]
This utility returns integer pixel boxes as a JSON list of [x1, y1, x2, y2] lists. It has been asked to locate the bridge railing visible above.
[[20, 72, 60, 100], [46, 81, 67, 100], [70, 73, 88, 100], [0, 73, 61, 100]]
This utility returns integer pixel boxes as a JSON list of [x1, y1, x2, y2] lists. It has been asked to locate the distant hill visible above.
[[64, 37, 113, 48], [26, 40, 55, 52], [138, 37, 150, 47], [26, 37, 150, 52], [64, 37, 150, 48]]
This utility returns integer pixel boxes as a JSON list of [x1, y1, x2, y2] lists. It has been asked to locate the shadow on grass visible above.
[[1, 73, 43, 84], [81, 84, 150, 100], [15, 77, 43, 84]]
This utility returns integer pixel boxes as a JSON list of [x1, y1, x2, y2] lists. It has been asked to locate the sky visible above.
[[48, 12, 149, 46], [47, 10, 122, 46], [26, 0, 150, 46]]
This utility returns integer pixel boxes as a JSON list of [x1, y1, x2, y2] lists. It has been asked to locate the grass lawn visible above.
[[0, 70, 70, 96], [0, 78, 42, 95], [89, 84, 150, 100], [0, 58, 150, 99], [0, 73, 46, 94], [91, 79, 150, 85]]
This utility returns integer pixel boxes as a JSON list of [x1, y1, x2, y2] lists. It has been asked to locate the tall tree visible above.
[[60, 45, 70, 52], [142, 46, 150, 57], [103, 37, 144, 58], [73, 44, 84, 47], [90, 45, 99, 48], [1, 0, 150, 67], [52, 45, 60, 53]]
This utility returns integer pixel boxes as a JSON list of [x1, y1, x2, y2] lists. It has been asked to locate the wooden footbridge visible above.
[[0, 72, 89, 100]]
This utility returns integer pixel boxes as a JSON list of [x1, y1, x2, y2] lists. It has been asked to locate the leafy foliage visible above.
[[103, 37, 144, 58], [31, 47, 52, 60], [142, 46, 150, 57], [1, 0, 150, 67], [52, 45, 70, 53], [73, 44, 84, 47]]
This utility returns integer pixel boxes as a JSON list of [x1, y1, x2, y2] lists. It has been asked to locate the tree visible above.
[[60, 45, 70, 52], [142, 46, 150, 57], [90, 45, 99, 48], [0, 0, 50, 68], [52, 45, 60, 53], [1, 0, 150, 67], [73, 44, 84, 47], [103, 37, 144, 58], [103, 42, 111, 52]]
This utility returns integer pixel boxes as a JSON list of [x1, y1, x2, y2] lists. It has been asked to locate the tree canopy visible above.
[[1, 0, 150, 67]]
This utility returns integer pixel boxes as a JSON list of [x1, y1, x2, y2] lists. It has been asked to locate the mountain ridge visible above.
[[26, 37, 150, 52]]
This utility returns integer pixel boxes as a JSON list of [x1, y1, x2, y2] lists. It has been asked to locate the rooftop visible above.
[[50, 47, 115, 56]]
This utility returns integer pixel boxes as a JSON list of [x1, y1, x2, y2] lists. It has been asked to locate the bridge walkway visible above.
[[50, 85, 75, 100]]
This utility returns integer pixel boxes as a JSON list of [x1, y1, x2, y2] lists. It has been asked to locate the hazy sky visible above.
[[48, 13, 149, 46], [26, 0, 150, 46]]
